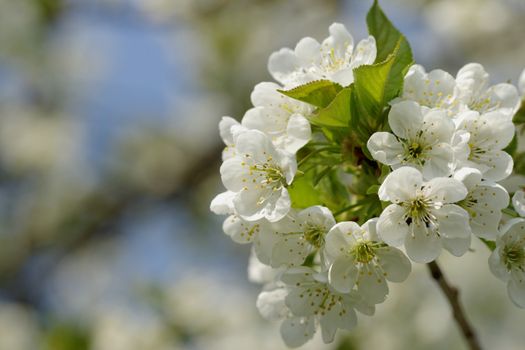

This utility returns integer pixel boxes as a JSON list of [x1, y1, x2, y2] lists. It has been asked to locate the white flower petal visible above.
[[271, 235, 310, 267], [378, 166, 422, 203], [481, 150, 513, 182], [442, 236, 471, 257], [456, 63, 489, 101], [220, 157, 246, 192], [519, 68, 525, 96], [350, 36, 377, 68], [422, 143, 455, 179], [280, 267, 316, 285], [210, 191, 235, 215], [280, 317, 316, 348], [324, 221, 361, 259], [423, 177, 467, 204], [295, 37, 321, 63], [297, 205, 336, 230], [388, 100, 424, 140], [285, 287, 323, 317], [488, 84, 520, 117], [404, 225, 442, 263], [508, 271, 525, 308], [434, 204, 471, 239], [256, 288, 288, 321], [488, 247, 510, 282], [377, 204, 409, 246], [319, 300, 357, 343], [326, 22, 354, 58], [268, 48, 299, 85], [367, 132, 403, 166], [421, 109, 455, 143], [453, 167, 482, 190], [223, 215, 258, 244], [253, 227, 281, 265], [376, 247, 411, 283], [357, 268, 388, 305], [266, 188, 292, 222], [513, 190, 525, 217], [328, 255, 358, 293], [403, 65, 457, 109], [219, 116, 240, 146], [250, 81, 282, 107], [284, 114, 311, 153]]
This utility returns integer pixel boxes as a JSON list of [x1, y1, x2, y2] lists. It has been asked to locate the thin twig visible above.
[[427, 261, 482, 350]]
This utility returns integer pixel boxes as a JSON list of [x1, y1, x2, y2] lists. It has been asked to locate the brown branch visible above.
[[427, 261, 482, 350]]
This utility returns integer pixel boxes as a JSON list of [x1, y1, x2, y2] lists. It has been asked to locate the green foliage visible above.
[[309, 87, 353, 127], [480, 238, 496, 251], [278, 80, 343, 108], [513, 152, 525, 175], [348, 0, 414, 142], [289, 165, 350, 213], [513, 101, 525, 125], [367, 0, 414, 65], [43, 324, 90, 350], [288, 0, 415, 224], [504, 132, 518, 156]]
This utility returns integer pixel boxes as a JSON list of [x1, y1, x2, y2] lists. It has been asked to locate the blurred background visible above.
[[0, 0, 524, 349]]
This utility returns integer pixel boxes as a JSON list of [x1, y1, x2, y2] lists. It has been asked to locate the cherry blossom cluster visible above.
[[210, 15, 525, 348]]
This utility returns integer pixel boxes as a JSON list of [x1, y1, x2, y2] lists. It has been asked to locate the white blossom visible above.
[[268, 23, 376, 87], [377, 167, 471, 263], [211, 190, 268, 245], [219, 116, 242, 160], [367, 100, 459, 178], [397, 64, 460, 115], [243, 82, 313, 154], [256, 267, 374, 347], [454, 167, 509, 239], [260, 206, 336, 268], [456, 63, 520, 120], [519, 68, 525, 97], [455, 110, 515, 181], [220, 129, 296, 222], [513, 190, 525, 217], [324, 219, 411, 305], [489, 218, 525, 308]]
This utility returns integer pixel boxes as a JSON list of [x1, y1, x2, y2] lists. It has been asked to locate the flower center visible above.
[[404, 196, 434, 224], [401, 132, 429, 164], [458, 194, 479, 218], [249, 163, 286, 190], [468, 143, 486, 161], [304, 225, 325, 248], [352, 242, 376, 264], [502, 244, 525, 271]]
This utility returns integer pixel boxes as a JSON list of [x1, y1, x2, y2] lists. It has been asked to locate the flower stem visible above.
[[427, 261, 482, 350]]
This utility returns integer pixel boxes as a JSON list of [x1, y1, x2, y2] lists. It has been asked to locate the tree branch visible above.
[[427, 261, 482, 350]]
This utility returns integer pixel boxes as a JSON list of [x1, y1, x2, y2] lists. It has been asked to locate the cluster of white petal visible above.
[[268, 23, 377, 87], [213, 21, 525, 343], [369, 62, 525, 306], [489, 219, 525, 308], [211, 24, 416, 346], [367, 63, 521, 262]]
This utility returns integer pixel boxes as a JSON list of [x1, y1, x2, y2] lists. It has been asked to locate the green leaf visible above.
[[366, 185, 380, 195], [513, 100, 525, 124], [367, 0, 414, 64], [288, 172, 322, 208], [278, 80, 343, 108], [503, 131, 517, 156], [353, 45, 399, 120], [480, 238, 496, 251], [288, 166, 349, 212], [309, 87, 353, 127]]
